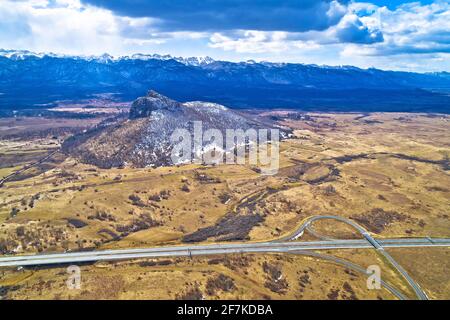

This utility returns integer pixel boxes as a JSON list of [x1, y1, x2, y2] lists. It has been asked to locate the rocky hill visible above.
[[62, 91, 285, 168]]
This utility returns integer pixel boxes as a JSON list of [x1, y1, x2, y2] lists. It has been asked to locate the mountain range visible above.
[[1, 49, 450, 113]]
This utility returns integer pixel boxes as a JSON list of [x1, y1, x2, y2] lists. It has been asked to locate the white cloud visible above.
[[209, 31, 289, 53], [0, 0, 209, 55], [353, 1, 450, 55], [207, 9, 383, 54], [0, 0, 122, 54], [0, 0, 449, 71], [207, 1, 449, 70], [335, 1, 450, 71]]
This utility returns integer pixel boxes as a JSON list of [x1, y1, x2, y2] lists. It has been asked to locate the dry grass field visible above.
[[0, 253, 398, 300], [0, 112, 449, 299]]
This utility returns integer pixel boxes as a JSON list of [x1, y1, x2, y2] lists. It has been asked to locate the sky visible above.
[[0, 0, 449, 72]]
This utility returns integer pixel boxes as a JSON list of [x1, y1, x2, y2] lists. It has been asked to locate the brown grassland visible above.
[[0, 112, 449, 299]]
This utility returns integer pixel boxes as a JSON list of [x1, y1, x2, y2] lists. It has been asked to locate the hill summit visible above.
[[129, 90, 182, 119]]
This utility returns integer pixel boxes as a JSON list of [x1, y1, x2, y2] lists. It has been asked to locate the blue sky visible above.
[[0, 0, 449, 72]]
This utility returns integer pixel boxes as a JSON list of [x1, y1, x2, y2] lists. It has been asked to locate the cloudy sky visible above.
[[1, 0, 449, 71]]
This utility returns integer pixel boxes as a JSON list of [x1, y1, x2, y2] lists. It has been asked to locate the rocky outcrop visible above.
[[129, 90, 181, 119]]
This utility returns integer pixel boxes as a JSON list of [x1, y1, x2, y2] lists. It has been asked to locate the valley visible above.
[[0, 108, 449, 300]]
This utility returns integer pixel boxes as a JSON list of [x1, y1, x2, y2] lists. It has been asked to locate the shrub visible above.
[[206, 274, 236, 296]]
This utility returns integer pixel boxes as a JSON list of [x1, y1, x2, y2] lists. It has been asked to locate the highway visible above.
[[1, 215, 448, 300], [0, 237, 449, 267], [277, 215, 434, 300]]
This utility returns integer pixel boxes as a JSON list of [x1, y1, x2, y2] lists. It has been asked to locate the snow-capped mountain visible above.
[[0, 49, 49, 60], [0, 49, 214, 66]]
